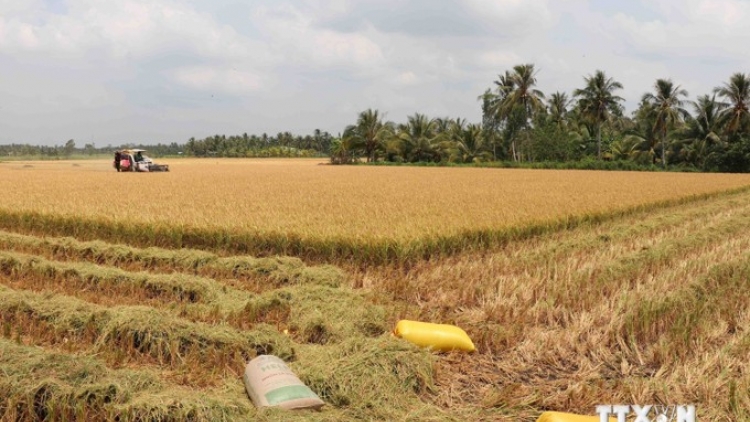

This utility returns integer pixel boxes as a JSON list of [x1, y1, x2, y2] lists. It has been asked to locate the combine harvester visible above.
[[114, 149, 170, 172]]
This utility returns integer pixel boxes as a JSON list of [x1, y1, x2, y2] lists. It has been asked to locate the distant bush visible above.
[[359, 159, 702, 172]]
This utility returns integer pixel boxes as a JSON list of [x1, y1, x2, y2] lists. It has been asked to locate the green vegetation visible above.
[[184, 132, 334, 158], [334, 66, 750, 172]]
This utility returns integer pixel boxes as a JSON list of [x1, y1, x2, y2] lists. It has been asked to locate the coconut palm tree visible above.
[[478, 88, 503, 159], [396, 113, 442, 162], [625, 100, 660, 164], [502, 64, 546, 117], [641, 79, 689, 168], [678, 95, 726, 169], [714, 72, 750, 137], [610, 136, 642, 161], [481, 71, 513, 131], [488, 64, 545, 161], [547, 91, 571, 130], [434, 117, 464, 135], [573, 70, 624, 160], [343, 109, 393, 162], [330, 137, 357, 164], [492, 71, 515, 105], [450, 123, 491, 163]]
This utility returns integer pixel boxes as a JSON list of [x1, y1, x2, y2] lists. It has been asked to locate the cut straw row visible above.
[[0, 250, 285, 329], [0, 249, 390, 342], [0, 285, 295, 383], [0, 338, 255, 421], [0, 250, 217, 304], [0, 230, 344, 290]]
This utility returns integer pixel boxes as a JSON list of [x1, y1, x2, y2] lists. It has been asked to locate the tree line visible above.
[[183, 131, 334, 158], [1, 131, 335, 159], [333, 65, 750, 172], [0, 140, 184, 158]]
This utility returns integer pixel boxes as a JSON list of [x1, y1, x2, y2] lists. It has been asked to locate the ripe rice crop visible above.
[[3, 159, 750, 263]]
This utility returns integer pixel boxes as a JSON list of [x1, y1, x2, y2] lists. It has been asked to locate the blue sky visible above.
[[1, 0, 749, 146]]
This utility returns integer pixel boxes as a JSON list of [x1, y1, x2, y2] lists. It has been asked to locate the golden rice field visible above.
[[1, 158, 750, 421], [3, 158, 750, 263]]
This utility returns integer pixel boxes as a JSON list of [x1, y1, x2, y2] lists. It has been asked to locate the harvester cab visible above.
[[114, 149, 169, 172]]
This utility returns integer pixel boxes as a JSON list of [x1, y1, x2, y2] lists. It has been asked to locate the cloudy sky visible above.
[[1, 0, 749, 146]]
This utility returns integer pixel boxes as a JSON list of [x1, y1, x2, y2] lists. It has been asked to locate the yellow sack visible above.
[[537, 412, 616, 422], [394, 320, 475, 352]]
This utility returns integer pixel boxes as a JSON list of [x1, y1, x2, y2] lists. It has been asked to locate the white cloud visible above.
[[0, 0, 273, 64], [477, 50, 525, 71], [613, 0, 750, 58], [3, 0, 750, 145], [0, 20, 41, 51], [694, 0, 746, 25], [396, 71, 418, 86], [464, 0, 554, 34], [0, 0, 45, 15], [173, 66, 264, 94], [646, 0, 748, 26], [252, 4, 385, 70], [297, 0, 352, 18]]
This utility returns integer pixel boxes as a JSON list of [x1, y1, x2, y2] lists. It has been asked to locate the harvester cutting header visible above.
[[114, 149, 169, 172]]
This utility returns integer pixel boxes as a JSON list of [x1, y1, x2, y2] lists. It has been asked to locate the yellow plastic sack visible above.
[[537, 412, 615, 422], [394, 320, 475, 352]]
